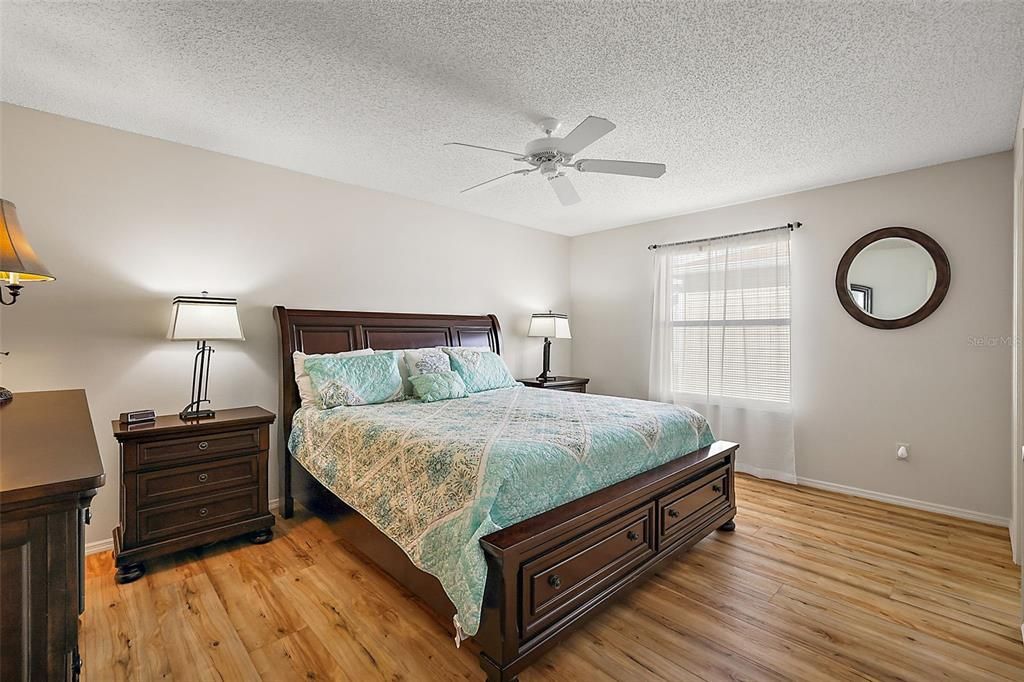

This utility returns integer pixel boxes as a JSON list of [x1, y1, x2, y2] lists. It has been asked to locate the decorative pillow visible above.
[[404, 348, 452, 378], [375, 349, 412, 396], [443, 348, 518, 393], [409, 370, 468, 403], [294, 348, 373, 407], [304, 352, 404, 408]]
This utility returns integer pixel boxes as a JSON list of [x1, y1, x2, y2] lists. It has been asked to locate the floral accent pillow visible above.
[[443, 348, 519, 393], [293, 348, 374, 407], [409, 370, 468, 403], [304, 352, 404, 408], [404, 348, 452, 378]]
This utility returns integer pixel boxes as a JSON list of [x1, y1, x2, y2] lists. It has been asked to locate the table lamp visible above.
[[527, 311, 571, 382], [0, 199, 55, 307], [167, 292, 244, 419], [1, 199, 55, 405]]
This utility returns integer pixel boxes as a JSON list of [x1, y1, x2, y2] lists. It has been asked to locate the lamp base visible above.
[[0, 387, 12, 406], [179, 408, 216, 420]]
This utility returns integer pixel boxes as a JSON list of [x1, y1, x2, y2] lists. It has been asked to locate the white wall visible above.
[[571, 153, 1014, 521], [0, 104, 571, 545]]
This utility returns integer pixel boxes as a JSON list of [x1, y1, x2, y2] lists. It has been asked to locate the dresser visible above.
[[110, 406, 275, 583], [1, 390, 105, 682], [518, 376, 590, 393]]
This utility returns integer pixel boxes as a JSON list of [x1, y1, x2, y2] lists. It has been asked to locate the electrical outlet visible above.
[[896, 443, 910, 461]]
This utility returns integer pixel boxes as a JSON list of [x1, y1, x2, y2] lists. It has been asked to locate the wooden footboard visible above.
[[474, 440, 737, 682]]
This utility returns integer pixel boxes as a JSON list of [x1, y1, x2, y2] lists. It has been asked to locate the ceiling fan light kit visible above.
[[446, 116, 667, 206]]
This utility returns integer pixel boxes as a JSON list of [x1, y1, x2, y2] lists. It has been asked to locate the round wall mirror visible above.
[[836, 227, 950, 329]]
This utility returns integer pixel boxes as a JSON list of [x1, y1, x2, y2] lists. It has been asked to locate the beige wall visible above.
[[1012, 92, 1023, 584], [571, 152, 1014, 521], [0, 104, 571, 546]]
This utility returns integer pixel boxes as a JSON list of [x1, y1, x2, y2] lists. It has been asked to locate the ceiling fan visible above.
[[445, 116, 666, 206]]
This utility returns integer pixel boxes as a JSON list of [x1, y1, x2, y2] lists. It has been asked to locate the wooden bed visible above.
[[274, 307, 738, 682]]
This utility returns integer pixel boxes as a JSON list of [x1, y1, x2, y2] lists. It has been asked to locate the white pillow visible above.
[[404, 348, 452, 378], [294, 348, 373, 407]]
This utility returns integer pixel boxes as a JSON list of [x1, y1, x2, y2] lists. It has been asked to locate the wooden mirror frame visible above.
[[835, 227, 950, 330]]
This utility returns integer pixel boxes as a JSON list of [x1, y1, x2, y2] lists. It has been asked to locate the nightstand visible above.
[[110, 406, 275, 583], [519, 376, 590, 393]]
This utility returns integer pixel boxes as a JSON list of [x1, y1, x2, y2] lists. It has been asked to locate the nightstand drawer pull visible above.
[[627, 530, 639, 541], [667, 508, 680, 518], [198, 507, 209, 517], [548, 574, 562, 589], [712, 484, 722, 493], [198, 441, 209, 451], [198, 473, 209, 483]]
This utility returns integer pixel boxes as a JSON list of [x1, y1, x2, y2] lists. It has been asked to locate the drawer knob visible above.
[[198, 441, 209, 451], [198, 473, 209, 483], [627, 530, 639, 541], [712, 484, 722, 493], [667, 508, 680, 518], [198, 507, 209, 517], [548, 574, 562, 589]]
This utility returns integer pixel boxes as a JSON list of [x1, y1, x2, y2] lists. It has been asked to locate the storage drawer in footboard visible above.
[[520, 502, 655, 640], [657, 463, 731, 548]]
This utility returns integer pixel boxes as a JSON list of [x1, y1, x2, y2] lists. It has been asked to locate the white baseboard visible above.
[[85, 496, 282, 556], [85, 538, 114, 556], [796, 477, 1010, 528], [735, 463, 797, 484], [1011, 516, 1019, 565]]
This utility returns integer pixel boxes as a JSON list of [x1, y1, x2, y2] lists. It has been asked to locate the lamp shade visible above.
[[0, 199, 54, 283], [528, 311, 571, 339], [167, 295, 244, 340]]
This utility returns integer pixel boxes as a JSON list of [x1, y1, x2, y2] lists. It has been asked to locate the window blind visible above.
[[668, 236, 791, 403]]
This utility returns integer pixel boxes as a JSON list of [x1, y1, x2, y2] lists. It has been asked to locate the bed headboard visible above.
[[274, 306, 502, 425]]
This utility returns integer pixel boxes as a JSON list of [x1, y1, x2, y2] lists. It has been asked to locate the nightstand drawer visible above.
[[137, 487, 259, 543], [136, 455, 259, 508], [132, 428, 260, 470]]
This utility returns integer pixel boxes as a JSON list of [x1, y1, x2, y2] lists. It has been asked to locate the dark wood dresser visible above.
[[110, 406, 275, 583], [0, 389, 105, 682], [518, 376, 590, 393]]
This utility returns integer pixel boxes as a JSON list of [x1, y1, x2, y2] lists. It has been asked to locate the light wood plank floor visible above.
[[82, 475, 1023, 681]]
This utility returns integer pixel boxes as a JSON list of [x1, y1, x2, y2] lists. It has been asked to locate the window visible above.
[[666, 232, 791, 403]]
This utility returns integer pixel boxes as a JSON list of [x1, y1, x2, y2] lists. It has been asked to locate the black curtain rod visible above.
[[647, 222, 802, 251]]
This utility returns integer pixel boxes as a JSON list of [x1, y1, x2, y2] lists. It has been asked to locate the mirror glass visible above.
[[845, 237, 937, 320]]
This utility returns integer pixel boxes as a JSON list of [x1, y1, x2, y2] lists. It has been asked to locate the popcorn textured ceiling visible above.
[[2, 1, 1023, 236]]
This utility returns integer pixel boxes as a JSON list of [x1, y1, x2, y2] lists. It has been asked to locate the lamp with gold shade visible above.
[[0, 199, 54, 404], [1, 199, 54, 306]]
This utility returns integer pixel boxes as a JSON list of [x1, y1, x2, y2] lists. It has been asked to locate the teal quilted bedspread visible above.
[[288, 386, 715, 637]]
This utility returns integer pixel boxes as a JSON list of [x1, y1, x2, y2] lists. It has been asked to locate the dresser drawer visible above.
[[658, 464, 730, 544], [137, 487, 258, 543], [132, 428, 261, 470], [136, 455, 259, 508], [520, 503, 655, 640]]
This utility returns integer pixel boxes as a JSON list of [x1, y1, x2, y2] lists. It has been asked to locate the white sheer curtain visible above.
[[649, 229, 796, 482]]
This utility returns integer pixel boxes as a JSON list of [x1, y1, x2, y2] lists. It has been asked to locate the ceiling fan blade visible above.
[[548, 174, 581, 206], [575, 159, 666, 178], [445, 142, 523, 157], [557, 116, 616, 156], [460, 168, 533, 194]]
